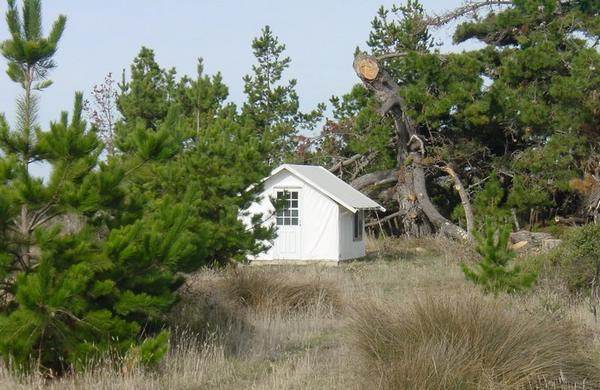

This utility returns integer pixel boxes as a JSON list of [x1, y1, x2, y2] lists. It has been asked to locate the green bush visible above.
[[553, 224, 600, 292]]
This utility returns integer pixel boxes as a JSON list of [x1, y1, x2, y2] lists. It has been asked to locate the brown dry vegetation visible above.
[[1, 236, 600, 389]]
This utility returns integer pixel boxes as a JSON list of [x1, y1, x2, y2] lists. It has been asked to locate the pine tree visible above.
[[0, 0, 66, 277], [0, 1, 222, 374], [242, 26, 324, 165], [115, 51, 274, 268], [117, 47, 177, 131], [175, 58, 229, 136], [0, 0, 66, 159], [462, 222, 536, 294]]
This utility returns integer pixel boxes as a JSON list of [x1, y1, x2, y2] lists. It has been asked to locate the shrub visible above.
[[554, 224, 600, 292], [349, 294, 600, 389]]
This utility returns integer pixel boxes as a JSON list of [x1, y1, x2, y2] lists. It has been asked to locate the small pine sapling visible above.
[[462, 222, 536, 294]]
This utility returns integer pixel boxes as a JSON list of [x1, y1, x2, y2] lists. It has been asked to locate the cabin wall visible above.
[[338, 208, 366, 260], [246, 170, 340, 261]]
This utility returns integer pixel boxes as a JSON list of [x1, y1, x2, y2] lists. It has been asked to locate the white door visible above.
[[273, 189, 302, 259]]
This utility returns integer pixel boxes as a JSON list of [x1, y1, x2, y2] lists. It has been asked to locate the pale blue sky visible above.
[[0, 0, 482, 176]]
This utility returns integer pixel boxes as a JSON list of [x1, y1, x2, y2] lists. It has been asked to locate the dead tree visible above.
[[351, 54, 472, 241]]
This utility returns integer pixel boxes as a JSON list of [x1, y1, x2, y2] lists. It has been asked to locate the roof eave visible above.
[[357, 206, 387, 213], [279, 164, 386, 214]]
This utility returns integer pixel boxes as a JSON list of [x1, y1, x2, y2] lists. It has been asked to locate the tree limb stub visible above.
[[354, 55, 379, 80], [353, 53, 416, 163]]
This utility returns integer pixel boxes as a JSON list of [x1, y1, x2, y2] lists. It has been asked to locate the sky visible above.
[[0, 0, 477, 176]]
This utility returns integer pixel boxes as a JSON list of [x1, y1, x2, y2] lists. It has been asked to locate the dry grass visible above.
[[349, 293, 600, 389], [364, 234, 479, 265], [219, 266, 342, 312], [2, 236, 600, 389]]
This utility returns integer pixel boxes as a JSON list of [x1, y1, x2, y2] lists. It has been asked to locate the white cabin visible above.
[[245, 164, 385, 263]]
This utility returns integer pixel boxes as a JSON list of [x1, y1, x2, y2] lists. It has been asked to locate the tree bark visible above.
[[441, 165, 474, 237], [353, 53, 470, 241]]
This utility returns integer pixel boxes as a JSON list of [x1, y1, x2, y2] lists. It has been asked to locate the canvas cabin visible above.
[[245, 164, 385, 263]]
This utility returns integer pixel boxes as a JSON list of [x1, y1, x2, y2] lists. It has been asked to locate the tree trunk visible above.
[[353, 53, 470, 241]]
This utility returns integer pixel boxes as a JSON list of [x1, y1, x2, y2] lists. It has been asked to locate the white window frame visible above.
[[275, 189, 300, 226]]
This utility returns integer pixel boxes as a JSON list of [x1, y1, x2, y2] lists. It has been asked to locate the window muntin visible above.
[[276, 191, 299, 226], [353, 211, 364, 241]]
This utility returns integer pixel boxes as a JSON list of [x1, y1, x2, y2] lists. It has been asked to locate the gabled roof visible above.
[[271, 164, 385, 213]]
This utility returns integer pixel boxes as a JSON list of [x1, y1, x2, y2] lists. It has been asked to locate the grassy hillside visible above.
[[2, 237, 599, 389]]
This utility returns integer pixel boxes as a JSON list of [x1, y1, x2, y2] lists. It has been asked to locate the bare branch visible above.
[[351, 169, 397, 190], [365, 211, 403, 228], [328, 154, 362, 173], [425, 0, 513, 28], [440, 165, 474, 237], [375, 52, 408, 61]]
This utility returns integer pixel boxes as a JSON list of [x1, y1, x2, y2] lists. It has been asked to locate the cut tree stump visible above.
[[355, 56, 379, 80]]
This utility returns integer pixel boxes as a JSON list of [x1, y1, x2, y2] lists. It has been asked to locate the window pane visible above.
[[291, 192, 298, 199], [354, 212, 361, 240], [291, 210, 298, 217], [291, 200, 298, 208], [277, 217, 284, 225], [291, 218, 298, 225]]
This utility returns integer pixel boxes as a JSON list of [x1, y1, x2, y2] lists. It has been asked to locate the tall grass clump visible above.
[[349, 293, 600, 389], [220, 267, 341, 312]]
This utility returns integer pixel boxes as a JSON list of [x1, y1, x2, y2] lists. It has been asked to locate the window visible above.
[[353, 211, 364, 241], [276, 190, 299, 226]]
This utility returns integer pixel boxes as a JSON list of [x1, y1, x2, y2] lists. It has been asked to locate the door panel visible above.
[[274, 189, 302, 259]]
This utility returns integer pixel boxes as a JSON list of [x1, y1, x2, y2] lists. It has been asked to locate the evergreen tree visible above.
[[316, 0, 600, 236], [0, 1, 273, 374], [117, 47, 177, 131], [175, 58, 229, 136], [0, 0, 66, 162], [116, 51, 274, 268], [453, 0, 600, 223], [242, 26, 324, 165], [462, 222, 536, 294], [0, 0, 67, 288]]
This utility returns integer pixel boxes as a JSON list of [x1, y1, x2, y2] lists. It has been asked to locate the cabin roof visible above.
[[271, 164, 386, 213]]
